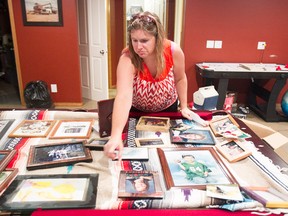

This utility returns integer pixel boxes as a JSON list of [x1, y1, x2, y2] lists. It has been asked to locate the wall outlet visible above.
[[214, 40, 222, 49], [51, 84, 58, 93], [257, 41, 266, 50], [206, 40, 214, 48]]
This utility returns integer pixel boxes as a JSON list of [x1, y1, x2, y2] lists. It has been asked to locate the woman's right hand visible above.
[[103, 137, 124, 161]]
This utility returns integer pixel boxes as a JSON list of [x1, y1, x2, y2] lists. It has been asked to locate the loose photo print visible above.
[[49, 120, 94, 139], [118, 170, 163, 198], [136, 116, 170, 132], [206, 184, 243, 201], [27, 141, 92, 170], [114, 147, 149, 161], [171, 128, 215, 145], [8, 120, 56, 138]]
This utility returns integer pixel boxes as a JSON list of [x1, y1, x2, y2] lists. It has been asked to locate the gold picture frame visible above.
[[8, 120, 56, 138], [49, 119, 94, 139], [136, 116, 170, 132]]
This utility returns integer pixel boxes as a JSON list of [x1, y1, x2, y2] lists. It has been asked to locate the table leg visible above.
[[216, 78, 229, 110]]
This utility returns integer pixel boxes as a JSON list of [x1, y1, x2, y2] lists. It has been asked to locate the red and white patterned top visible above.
[[132, 40, 178, 112]]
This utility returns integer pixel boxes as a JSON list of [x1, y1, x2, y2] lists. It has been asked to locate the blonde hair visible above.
[[127, 11, 166, 78]]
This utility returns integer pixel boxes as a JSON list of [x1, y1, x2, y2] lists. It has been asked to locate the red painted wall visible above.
[[13, 0, 81, 104], [183, 0, 288, 104]]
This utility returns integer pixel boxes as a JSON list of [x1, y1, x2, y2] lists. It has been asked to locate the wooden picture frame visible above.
[[135, 138, 170, 148], [157, 147, 238, 190], [209, 115, 239, 137], [49, 120, 94, 139], [135, 130, 171, 146], [0, 150, 17, 172], [241, 187, 288, 208], [0, 119, 15, 140], [118, 170, 163, 198], [8, 120, 56, 138], [21, 0, 63, 26], [215, 140, 252, 162], [0, 168, 18, 194], [26, 141, 92, 170], [85, 138, 109, 150], [136, 116, 170, 132], [0, 173, 99, 212], [171, 128, 215, 145]]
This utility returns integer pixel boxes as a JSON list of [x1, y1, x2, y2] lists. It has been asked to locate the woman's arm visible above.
[[104, 53, 135, 160]]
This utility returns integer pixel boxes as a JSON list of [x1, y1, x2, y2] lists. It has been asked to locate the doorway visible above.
[[0, 0, 20, 106]]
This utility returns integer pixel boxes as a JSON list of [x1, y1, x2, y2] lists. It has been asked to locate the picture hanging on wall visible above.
[[21, 0, 63, 26]]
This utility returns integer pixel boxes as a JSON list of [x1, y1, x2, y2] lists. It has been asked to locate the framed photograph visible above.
[[114, 147, 149, 161], [49, 120, 94, 139], [0, 119, 15, 140], [135, 138, 170, 148], [8, 120, 56, 138], [0, 168, 18, 194], [135, 130, 171, 146], [85, 138, 109, 150], [21, 0, 63, 26], [0, 173, 99, 212], [241, 187, 288, 208], [136, 116, 170, 132], [157, 147, 238, 190], [209, 115, 239, 137], [171, 128, 215, 145], [118, 170, 163, 199], [0, 150, 17, 172], [215, 140, 252, 162], [26, 141, 92, 170]]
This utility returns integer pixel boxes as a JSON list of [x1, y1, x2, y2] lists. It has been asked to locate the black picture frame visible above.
[[0, 119, 15, 140], [21, 0, 63, 26], [26, 141, 92, 170], [0, 174, 99, 212]]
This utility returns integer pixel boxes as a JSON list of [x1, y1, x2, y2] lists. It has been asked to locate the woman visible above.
[[104, 11, 207, 160]]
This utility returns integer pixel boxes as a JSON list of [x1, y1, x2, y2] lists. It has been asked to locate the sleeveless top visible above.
[[132, 40, 178, 112]]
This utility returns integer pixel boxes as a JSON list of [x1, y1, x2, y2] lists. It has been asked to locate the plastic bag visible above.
[[24, 80, 53, 108]]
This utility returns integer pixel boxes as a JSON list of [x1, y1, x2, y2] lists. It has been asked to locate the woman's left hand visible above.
[[180, 107, 209, 127]]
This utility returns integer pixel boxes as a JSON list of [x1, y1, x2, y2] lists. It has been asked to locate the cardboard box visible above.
[[193, 85, 218, 110]]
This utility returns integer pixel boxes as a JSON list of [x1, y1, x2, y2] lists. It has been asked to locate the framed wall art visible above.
[[157, 147, 238, 190], [0, 173, 99, 212], [215, 140, 252, 163], [0, 168, 18, 193], [136, 116, 170, 132], [21, 0, 63, 26], [0, 150, 17, 172], [118, 170, 163, 199], [0, 119, 15, 140], [8, 120, 56, 138], [26, 141, 92, 170], [49, 120, 94, 139]]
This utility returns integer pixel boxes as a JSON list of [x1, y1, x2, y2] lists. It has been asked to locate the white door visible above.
[[77, 0, 109, 101]]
